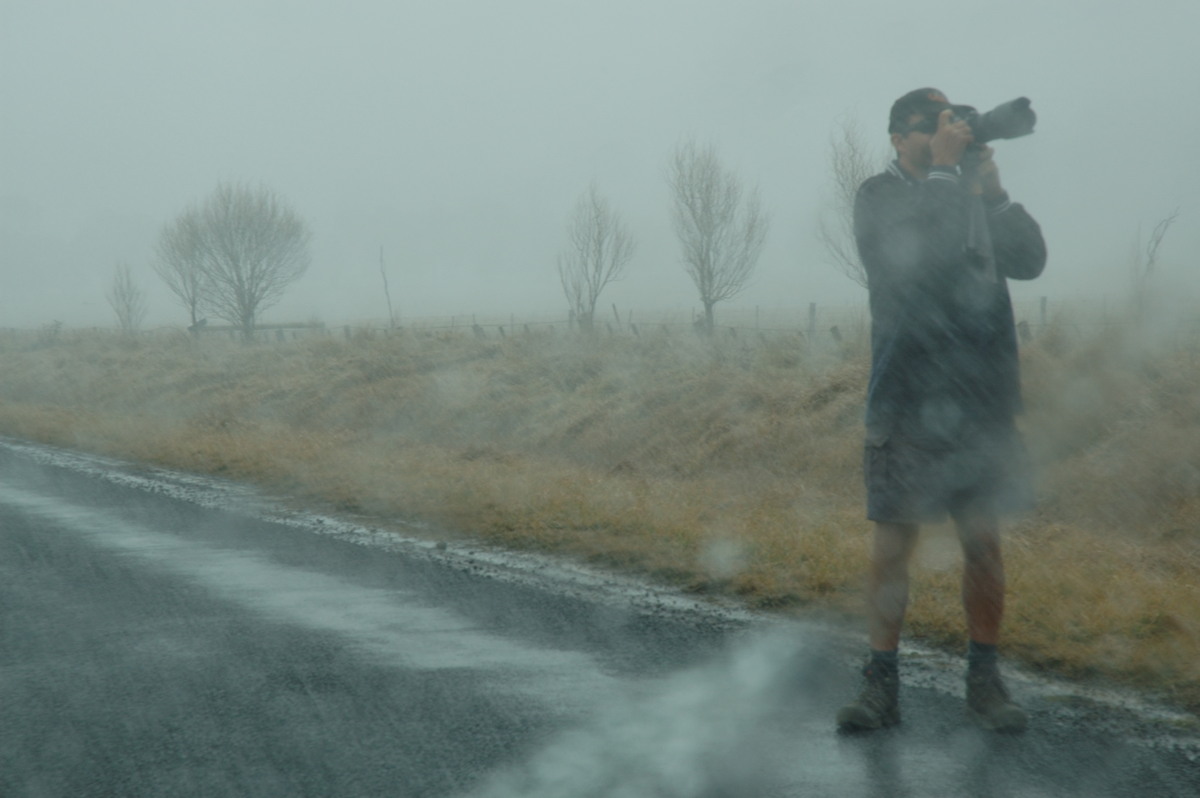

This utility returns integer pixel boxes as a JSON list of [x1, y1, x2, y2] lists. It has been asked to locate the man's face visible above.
[[891, 113, 938, 173]]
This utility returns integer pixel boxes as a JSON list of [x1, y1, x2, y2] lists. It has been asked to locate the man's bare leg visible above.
[[954, 513, 1004, 644], [955, 511, 1027, 731], [838, 521, 920, 730], [868, 522, 920, 651]]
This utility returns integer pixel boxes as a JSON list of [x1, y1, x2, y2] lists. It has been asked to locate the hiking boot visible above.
[[837, 661, 900, 731], [966, 664, 1027, 733]]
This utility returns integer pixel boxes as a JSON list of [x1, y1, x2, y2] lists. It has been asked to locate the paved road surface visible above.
[[1, 440, 1196, 796]]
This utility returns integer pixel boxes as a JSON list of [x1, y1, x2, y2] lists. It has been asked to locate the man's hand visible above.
[[930, 108, 973, 167], [969, 145, 1005, 199]]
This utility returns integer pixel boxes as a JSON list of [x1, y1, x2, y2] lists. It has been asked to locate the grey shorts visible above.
[[864, 424, 1034, 524]]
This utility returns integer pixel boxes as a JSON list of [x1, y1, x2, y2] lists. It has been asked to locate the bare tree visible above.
[[557, 183, 636, 333], [154, 212, 208, 332], [106, 262, 147, 335], [817, 117, 885, 288], [667, 141, 768, 331], [1131, 207, 1180, 282], [157, 182, 311, 340], [1130, 207, 1181, 316], [379, 245, 397, 329]]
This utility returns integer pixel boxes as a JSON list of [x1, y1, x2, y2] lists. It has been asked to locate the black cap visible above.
[[888, 88, 951, 133]]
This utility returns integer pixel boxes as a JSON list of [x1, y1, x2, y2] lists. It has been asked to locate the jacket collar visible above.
[[888, 159, 917, 184], [889, 158, 963, 184]]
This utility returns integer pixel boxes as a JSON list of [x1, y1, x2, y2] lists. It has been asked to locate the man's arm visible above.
[[972, 146, 1047, 281], [989, 200, 1047, 280]]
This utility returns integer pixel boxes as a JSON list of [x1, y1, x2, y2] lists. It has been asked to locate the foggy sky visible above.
[[2, 0, 1197, 329]]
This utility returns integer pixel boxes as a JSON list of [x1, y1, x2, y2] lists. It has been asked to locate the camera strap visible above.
[[965, 194, 997, 283]]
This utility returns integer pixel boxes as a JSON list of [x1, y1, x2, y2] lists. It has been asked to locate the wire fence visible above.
[[246, 297, 1199, 350], [3, 297, 1198, 352]]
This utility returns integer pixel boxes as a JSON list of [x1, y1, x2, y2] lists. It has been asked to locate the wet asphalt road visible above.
[[0, 440, 1196, 797]]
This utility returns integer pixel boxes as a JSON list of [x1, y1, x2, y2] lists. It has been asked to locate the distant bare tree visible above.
[[157, 182, 311, 341], [667, 141, 769, 332], [154, 212, 208, 332], [379, 245, 397, 329], [557, 183, 636, 333], [1131, 207, 1180, 282], [106, 262, 147, 335], [817, 117, 884, 288], [1130, 207, 1181, 316]]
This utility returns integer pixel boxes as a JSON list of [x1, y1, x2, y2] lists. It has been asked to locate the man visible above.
[[837, 88, 1046, 733]]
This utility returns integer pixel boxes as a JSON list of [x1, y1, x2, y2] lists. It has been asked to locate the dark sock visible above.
[[967, 640, 998, 669], [868, 648, 899, 676]]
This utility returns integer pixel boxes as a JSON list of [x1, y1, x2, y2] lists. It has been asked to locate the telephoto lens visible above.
[[957, 97, 1036, 144]]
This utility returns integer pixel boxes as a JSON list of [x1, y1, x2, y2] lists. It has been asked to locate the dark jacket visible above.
[[854, 161, 1046, 445]]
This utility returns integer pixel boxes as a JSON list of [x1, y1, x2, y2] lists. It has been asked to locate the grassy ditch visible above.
[[1, 321, 1198, 711]]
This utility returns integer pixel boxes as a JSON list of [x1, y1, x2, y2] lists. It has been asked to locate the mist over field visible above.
[[5, 7, 1200, 790], [2, 0, 1198, 330]]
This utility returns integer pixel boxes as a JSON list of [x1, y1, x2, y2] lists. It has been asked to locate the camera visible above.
[[950, 97, 1036, 144]]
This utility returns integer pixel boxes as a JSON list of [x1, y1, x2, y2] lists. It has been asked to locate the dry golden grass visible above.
[[1, 319, 1197, 710]]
